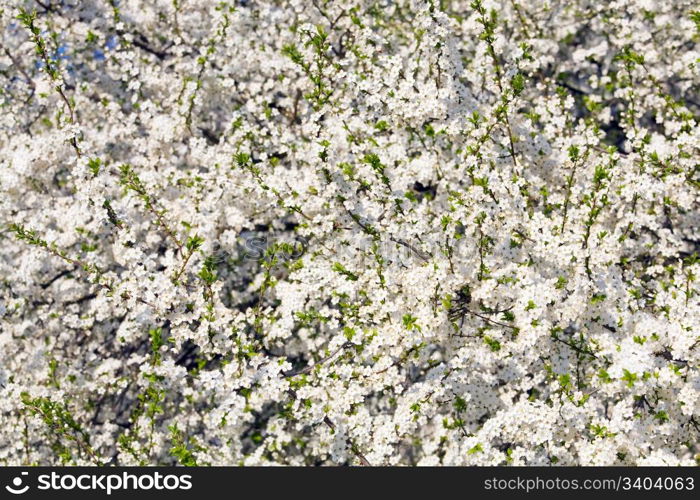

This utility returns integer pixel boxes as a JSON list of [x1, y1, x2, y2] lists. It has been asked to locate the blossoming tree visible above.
[[0, 0, 698, 465]]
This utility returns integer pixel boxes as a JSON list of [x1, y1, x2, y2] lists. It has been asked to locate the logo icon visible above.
[[5, 472, 29, 495]]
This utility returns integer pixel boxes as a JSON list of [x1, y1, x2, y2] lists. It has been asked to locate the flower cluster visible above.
[[0, 0, 698, 465]]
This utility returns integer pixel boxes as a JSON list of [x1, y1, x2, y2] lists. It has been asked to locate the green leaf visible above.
[[186, 235, 204, 253]]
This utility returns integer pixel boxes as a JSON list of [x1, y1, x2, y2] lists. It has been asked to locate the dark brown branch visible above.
[[283, 342, 352, 378]]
